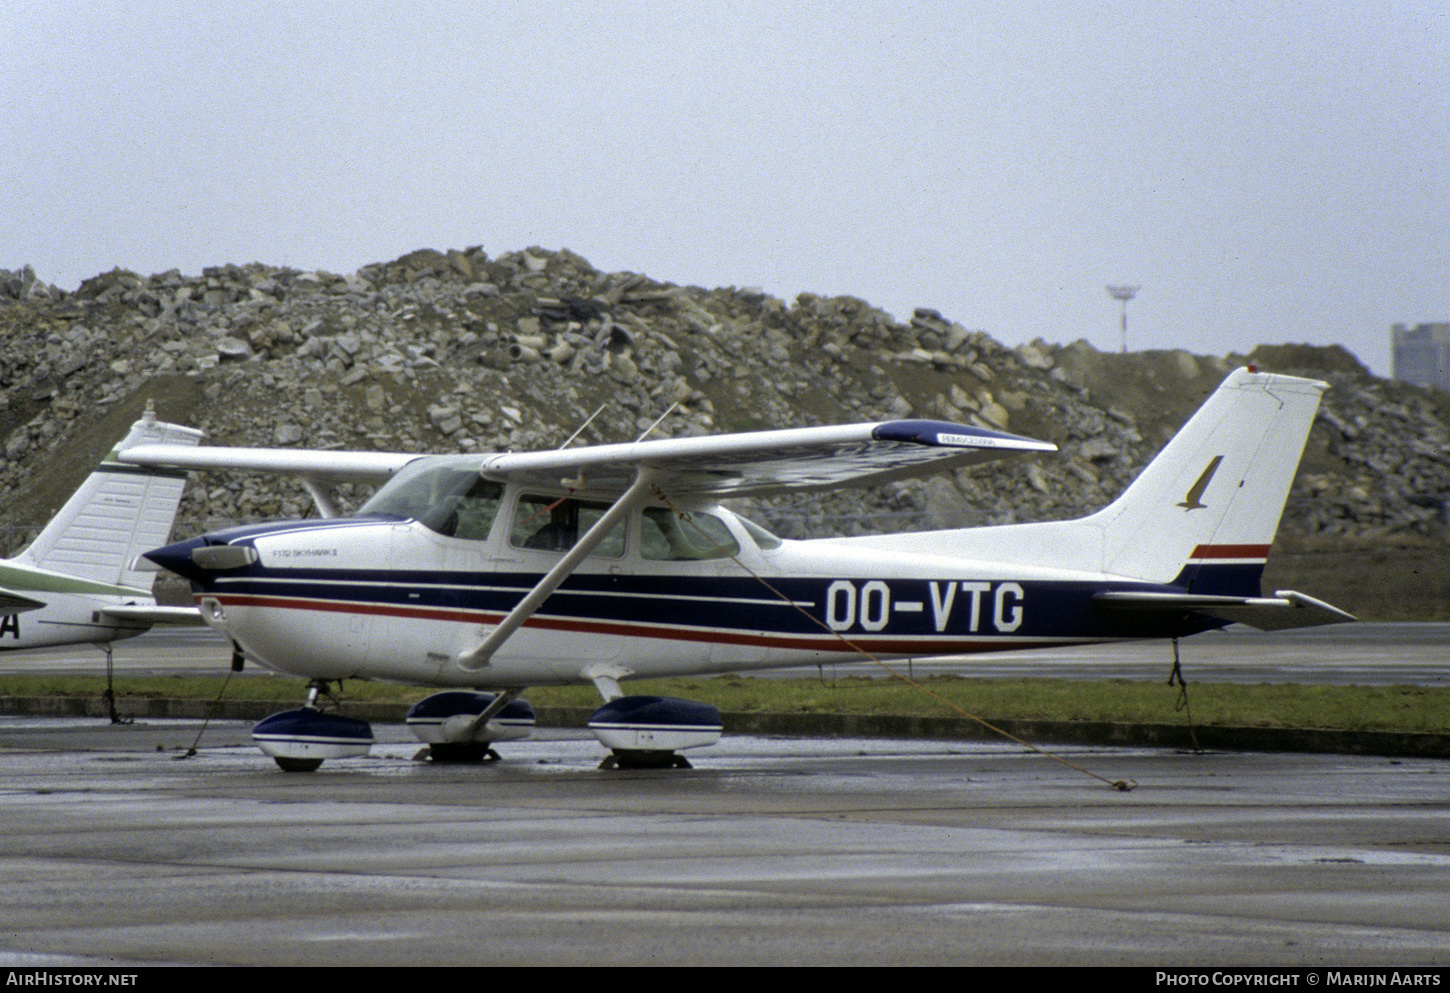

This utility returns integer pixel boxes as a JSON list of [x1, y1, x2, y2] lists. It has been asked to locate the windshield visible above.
[[356, 460, 502, 540]]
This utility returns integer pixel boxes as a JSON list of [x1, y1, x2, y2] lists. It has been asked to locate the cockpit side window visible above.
[[423, 477, 504, 539], [640, 508, 740, 560], [510, 494, 625, 557]]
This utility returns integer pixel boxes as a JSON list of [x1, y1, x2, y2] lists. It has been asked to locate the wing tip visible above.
[[872, 419, 1056, 452]]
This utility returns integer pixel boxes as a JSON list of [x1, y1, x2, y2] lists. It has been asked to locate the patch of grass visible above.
[[0, 673, 430, 704], [2, 672, 1447, 734]]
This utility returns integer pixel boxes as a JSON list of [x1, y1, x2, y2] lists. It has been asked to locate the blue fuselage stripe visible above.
[[199, 568, 1224, 643]]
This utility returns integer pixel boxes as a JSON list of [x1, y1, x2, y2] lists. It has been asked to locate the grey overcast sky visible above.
[[4, 1, 1445, 374]]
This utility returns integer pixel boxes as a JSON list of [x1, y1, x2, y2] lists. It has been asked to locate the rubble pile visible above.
[[2, 249, 1447, 550]]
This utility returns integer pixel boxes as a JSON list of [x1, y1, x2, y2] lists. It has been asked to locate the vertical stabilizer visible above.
[[15, 410, 203, 589], [836, 368, 1331, 597], [1086, 368, 1327, 593]]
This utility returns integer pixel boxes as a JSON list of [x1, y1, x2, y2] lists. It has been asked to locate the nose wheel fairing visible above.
[[252, 707, 375, 772]]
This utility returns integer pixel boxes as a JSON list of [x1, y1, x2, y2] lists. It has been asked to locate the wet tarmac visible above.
[[9, 621, 1450, 685], [0, 715, 1447, 967]]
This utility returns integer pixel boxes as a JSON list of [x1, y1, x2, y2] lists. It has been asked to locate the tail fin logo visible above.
[[1177, 455, 1223, 510]]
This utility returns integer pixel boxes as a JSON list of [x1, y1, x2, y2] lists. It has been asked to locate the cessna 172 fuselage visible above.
[[130, 368, 1353, 770]]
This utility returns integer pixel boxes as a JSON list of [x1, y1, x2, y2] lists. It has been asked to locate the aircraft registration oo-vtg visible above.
[[125, 367, 1354, 772]]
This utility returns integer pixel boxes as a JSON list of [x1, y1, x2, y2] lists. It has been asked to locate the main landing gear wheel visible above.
[[272, 756, 325, 773], [598, 749, 695, 770], [424, 743, 502, 764]]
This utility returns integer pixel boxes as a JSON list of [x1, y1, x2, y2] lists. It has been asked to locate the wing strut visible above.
[[300, 478, 339, 518], [454, 469, 657, 671]]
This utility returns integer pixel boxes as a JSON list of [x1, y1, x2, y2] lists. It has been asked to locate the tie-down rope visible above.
[[650, 487, 1135, 791]]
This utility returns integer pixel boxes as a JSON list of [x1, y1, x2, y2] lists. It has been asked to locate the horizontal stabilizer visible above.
[[0, 587, 47, 616], [1094, 589, 1356, 631], [99, 604, 205, 626]]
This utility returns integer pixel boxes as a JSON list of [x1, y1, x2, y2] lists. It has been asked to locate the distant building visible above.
[[1392, 323, 1450, 392]]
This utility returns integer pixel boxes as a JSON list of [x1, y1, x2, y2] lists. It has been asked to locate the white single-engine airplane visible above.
[[125, 367, 1353, 771], [1, 408, 203, 656]]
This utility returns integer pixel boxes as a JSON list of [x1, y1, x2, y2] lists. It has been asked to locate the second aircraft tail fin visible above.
[[15, 409, 203, 589]]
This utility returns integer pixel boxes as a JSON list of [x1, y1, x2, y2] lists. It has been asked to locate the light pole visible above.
[[1106, 285, 1139, 354]]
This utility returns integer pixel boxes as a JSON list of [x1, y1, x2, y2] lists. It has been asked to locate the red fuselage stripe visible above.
[[205, 593, 1052, 656]]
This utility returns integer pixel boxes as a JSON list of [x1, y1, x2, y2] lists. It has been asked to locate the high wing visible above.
[[479, 420, 1056, 497], [119, 419, 1056, 498], [117, 447, 419, 518]]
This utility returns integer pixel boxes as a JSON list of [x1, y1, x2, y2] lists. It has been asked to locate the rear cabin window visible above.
[[640, 508, 740, 560], [736, 515, 783, 551], [510, 494, 625, 557]]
